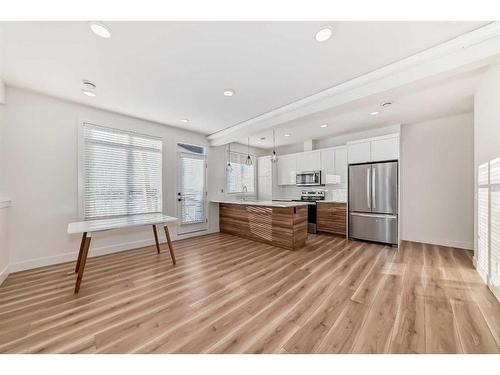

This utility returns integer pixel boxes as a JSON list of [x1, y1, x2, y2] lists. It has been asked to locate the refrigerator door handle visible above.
[[350, 212, 397, 219], [366, 167, 371, 209], [372, 166, 376, 210]]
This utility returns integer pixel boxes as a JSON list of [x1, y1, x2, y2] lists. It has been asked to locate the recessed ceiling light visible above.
[[180, 119, 189, 123], [315, 28, 332, 42], [89, 22, 111, 39], [81, 80, 96, 97], [257, 141, 262, 144], [320, 124, 328, 128], [82, 90, 96, 97], [223, 89, 235, 97], [370, 111, 380, 116], [284, 133, 291, 137]]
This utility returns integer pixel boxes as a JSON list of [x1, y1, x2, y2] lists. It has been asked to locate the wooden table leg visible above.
[[75, 232, 92, 293], [163, 225, 176, 265], [152, 225, 161, 254], [75, 232, 87, 273]]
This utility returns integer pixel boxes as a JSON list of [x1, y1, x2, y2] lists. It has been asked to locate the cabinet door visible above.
[[334, 147, 347, 185], [348, 142, 371, 164], [277, 154, 297, 185], [297, 151, 321, 172], [320, 149, 335, 176], [258, 156, 272, 200], [317, 202, 347, 235], [371, 136, 399, 162]]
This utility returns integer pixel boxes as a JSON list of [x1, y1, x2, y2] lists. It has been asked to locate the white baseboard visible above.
[[9, 238, 157, 273], [490, 284, 500, 303], [8, 228, 219, 273], [0, 264, 9, 286], [401, 236, 473, 250]]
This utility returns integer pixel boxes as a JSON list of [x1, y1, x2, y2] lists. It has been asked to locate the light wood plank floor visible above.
[[0, 233, 499, 354]]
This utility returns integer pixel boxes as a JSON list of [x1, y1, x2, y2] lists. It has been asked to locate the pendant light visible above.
[[245, 137, 253, 166], [270, 129, 278, 163], [226, 143, 232, 172]]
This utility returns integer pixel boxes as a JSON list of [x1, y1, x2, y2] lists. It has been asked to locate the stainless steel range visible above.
[[292, 190, 325, 234]]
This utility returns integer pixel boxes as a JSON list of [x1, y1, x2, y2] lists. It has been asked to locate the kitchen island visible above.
[[212, 200, 309, 250]]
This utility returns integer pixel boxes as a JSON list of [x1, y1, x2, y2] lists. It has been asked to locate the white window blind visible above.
[[83, 123, 162, 220], [226, 151, 255, 194], [178, 152, 206, 225], [490, 157, 500, 291], [477, 162, 490, 282]]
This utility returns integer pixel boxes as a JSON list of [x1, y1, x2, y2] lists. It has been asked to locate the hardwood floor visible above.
[[0, 233, 499, 354]]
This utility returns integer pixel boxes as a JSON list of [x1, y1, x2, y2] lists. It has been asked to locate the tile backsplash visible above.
[[272, 184, 347, 202]]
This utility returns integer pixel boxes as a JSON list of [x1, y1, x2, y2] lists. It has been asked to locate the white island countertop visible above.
[[211, 199, 310, 208]]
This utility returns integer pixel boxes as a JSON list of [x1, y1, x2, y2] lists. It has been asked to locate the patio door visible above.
[[177, 150, 207, 235]]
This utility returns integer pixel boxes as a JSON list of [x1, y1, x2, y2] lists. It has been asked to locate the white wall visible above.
[[0, 205, 8, 285], [276, 124, 401, 155], [474, 64, 500, 300], [2, 87, 216, 272], [0, 80, 5, 104], [400, 112, 474, 249], [0, 101, 9, 284]]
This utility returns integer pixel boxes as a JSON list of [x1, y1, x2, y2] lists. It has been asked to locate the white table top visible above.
[[67, 213, 178, 234], [210, 199, 310, 208]]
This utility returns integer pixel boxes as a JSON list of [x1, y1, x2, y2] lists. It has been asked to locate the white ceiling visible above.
[[0, 21, 488, 135], [242, 68, 484, 149]]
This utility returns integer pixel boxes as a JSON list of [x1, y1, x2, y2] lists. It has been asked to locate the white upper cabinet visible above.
[[347, 141, 371, 164], [371, 136, 399, 162], [320, 149, 335, 176], [334, 147, 347, 184], [277, 154, 297, 185], [296, 151, 321, 172], [347, 134, 399, 164], [257, 156, 272, 200]]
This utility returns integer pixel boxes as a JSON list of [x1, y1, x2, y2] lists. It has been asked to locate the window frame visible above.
[[77, 119, 163, 220], [225, 150, 257, 196]]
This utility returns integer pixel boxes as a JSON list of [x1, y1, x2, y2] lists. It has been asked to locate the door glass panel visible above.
[[179, 153, 206, 225]]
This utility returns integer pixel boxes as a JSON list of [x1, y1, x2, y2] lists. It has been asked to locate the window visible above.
[[226, 151, 255, 194], [82, 123, 162, 220]]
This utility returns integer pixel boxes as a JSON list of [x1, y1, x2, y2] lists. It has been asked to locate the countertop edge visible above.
[[211, 200, 310, 208]]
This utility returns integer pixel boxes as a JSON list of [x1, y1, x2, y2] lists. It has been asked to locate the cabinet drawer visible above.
[[317, 202, 347, 235]]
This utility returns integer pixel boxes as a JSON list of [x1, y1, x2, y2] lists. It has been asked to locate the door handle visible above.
[[367, 168, 371, 209], [372, 167, 376, 210], [351, 212, 396, 219]]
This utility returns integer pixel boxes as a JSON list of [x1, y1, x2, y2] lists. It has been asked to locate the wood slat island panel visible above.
[[219, 203, 307, 250]]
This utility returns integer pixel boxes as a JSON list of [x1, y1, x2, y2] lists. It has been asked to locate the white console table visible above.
[[67, 213, 178, 293]]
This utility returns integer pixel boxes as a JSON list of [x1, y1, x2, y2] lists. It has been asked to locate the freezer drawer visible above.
[[349, 213, 398, 245]]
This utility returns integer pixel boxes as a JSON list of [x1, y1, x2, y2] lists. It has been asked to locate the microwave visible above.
[[296, 171, 322, 186]]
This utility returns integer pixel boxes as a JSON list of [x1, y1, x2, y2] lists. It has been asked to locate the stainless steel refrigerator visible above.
[[348, 161, 398, 245]]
